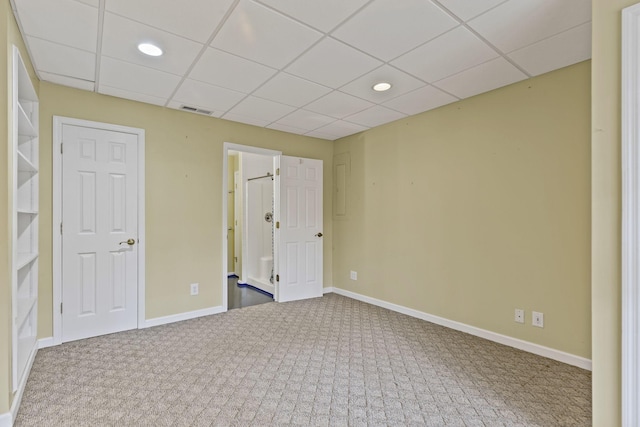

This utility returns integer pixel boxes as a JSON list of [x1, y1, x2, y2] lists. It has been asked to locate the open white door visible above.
[[61, 124, 139, 342], [275, 155, 323, 302]]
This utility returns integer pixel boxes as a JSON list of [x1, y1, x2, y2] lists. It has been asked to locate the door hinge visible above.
[[276, 274, 279, 282], [60, 143, 63, 154], [276, 221, 280, 229], [60, 303, 63, 314], [276, 168, 280, 176], [60, 222, 63, 235]]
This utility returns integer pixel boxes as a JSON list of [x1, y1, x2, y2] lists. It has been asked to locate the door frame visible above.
[[622, 4, 640, 426], [221, 142, 281, 311], [52, 116, 146, 346]]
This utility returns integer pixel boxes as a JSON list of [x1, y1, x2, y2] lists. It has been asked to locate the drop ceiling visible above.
[[10, 0, 592, 140]]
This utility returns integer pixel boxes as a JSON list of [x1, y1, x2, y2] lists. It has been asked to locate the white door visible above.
[[61, 124, 138, 342], [276, 156, 323, 302]]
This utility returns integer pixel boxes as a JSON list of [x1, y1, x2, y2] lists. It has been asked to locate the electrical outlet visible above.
[[515, 309, 525, 324], [532, 311, 544, 328], [190, 283, 199, 296], [350, 271, 358, 281]]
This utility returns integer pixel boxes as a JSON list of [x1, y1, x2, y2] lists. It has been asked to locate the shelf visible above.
[[17, 103, 37, 138], [16, 297, 37, 328], [17, 64, 37, 103], [17, 151, 37, 173], [12, 44, 39, 394], [16, 252, 38, 271]]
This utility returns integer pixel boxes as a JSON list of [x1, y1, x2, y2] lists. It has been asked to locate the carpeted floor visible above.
[[15, 293, 591, 426]]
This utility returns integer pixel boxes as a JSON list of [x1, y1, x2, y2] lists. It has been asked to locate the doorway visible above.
[[227, 149, 277, 309], [221, 143, 325, 310], [53, 117, 146, 345], [222, 144, 280, 311]]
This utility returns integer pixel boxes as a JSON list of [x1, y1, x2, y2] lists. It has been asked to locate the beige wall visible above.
[[1, 0, 38, 414], [591, 0, 635, 425], [37, 82, 334, 333], [333, 62, 592, 358]]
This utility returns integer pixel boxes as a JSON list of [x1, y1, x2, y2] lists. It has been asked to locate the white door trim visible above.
[[622, 4, 640, 426], [52, 116, 145, 346], [222, 143, 281, 311]]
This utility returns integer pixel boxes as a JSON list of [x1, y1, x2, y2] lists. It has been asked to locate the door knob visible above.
[[119, 238, 136, 246], [315, 232, 323, 237]]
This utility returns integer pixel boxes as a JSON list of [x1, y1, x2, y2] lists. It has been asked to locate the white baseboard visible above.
[[142, 306, 225, 329], [38, 337, 55, 349], [323, 286, 334, 294], [329, 287, 592, 371]]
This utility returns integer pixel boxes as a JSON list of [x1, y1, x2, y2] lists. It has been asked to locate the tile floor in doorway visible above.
[[227, 276, 273, 310]]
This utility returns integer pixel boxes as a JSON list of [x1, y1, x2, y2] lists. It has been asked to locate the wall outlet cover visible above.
[[515, 309, 525, 324], [532, 311, 544, 328], [350, 271, 357, 281], [190, 283, 199, 296]]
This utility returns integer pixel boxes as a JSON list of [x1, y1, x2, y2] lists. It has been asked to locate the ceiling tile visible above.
[[99, 56, 182, 99], [27, 37, 95, 80], [106, 0, 235, 43], [172, 79, 245, 113], [305, 91, 374, 119], [383, 85, 458, 116], [72, 0, 98, 7], [222, 113, 271, 128], [189, 47, 276, 94], [99, 85, 168, 106], [253, 73, 332, 107], [167, 101, 224, 117], [267, 123, 309, 135], [434, 57, 527, 99], [226, 96, 296, 123], [275, 109, 336, 131], [468, 0, 591, 53], [339, 64, 425, 103], [15, 0, 98, 52], [437, 0, 506, 21], [102, 13, 203, 76], [391, 27, 498, 83], [344, 105, 406, 127], [508, 22, 591, 77], [211, 0, 322, 68], [286, 38, 382, 89], [39, 71, 95, 91], [332, 0, 458, 61], [311, 120, 368, 138], [304, 130, 336, 140], [255, 0, 369, 32]]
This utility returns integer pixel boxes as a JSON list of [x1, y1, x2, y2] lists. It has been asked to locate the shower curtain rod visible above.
[[247, 173, 273, 182]]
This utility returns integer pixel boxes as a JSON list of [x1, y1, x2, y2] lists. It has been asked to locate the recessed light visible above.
[[372, 82, 392, 92], [138, 43, 163, 57]]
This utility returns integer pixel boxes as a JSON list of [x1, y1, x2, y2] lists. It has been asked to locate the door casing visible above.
[[52, 116, 146, 346]]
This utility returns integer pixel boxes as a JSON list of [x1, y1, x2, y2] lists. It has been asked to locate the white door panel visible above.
[[277, 156, 323, 302], [62, 124, 138, 342]]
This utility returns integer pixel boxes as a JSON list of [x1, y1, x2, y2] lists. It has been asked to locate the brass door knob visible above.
[[119, 238, 136, 246], [315, 232, 323, 237]]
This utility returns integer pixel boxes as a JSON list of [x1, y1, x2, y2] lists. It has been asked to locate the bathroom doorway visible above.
[[225, 146, 279, 310], [222, 142, 324, 311]]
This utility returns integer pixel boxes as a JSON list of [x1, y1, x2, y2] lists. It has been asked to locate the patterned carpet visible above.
[[15, 293, 591, 426]]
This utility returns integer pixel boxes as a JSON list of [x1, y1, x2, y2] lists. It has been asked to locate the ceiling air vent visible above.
[[180, 105, 213, 116]]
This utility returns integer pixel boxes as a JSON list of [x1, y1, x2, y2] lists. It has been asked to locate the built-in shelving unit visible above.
[[12, 45, 39, 392]]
